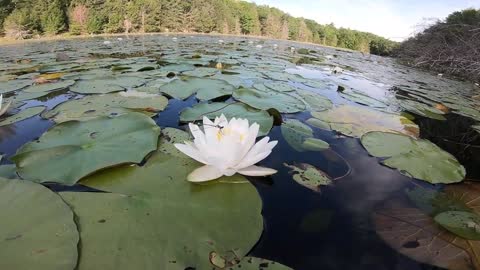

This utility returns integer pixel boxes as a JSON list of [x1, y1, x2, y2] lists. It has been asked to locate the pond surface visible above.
[[1, 35, 479, 270]]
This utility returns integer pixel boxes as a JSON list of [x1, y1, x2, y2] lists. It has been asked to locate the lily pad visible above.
[[0, 177, 78, 270], [400, 99, 446, 121], [233, 88, 305, 113], [281, 119, 329, 152], [434, 211, 480, 240], [306, 118, 331, 130], [12, 113, 160, 185], [182, 67, 219, 77], [24, 80, 75, 93], [284, 163, 332, 192], [340, 90, 387, 108], [179, 102, 273, 136], [42, 93, 168, 123], [0, 164, 17, 179], [70, 77, 146, 94], [0, 80, 32, 94], [0, 106, 45, 127], [311, 105, 419, 138], [263, 81, 297, 92], [60, 150, 263, 270], [296, 89, 333, 111], [160, 77, 235, 100], [361, 131, 465, 184]]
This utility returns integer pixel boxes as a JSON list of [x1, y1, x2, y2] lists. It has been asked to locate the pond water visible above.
[[0, 35, 479, 270]]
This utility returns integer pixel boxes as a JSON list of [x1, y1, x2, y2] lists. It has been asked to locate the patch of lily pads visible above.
[[160, 77, 235, 100]]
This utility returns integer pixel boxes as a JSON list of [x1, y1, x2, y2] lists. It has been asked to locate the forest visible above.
[[395, 8, 480, 82], [0, 0, 397, 55]]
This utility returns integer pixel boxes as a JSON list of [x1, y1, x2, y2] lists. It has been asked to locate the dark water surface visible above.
[[1, 34, 479, 270]]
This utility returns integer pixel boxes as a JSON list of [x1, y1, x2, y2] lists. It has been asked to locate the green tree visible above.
[[41, 0, 67, 35]]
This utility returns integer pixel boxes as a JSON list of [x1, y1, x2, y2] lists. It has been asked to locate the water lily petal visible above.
[[0, 100, 11, 117], [235, 150, 272, 169], [189, 123, 206, 144], [236, 137, 277, 168], [174, 143, 208, 164], [187, 165, 223, 182], [238, 165, 277, 176]]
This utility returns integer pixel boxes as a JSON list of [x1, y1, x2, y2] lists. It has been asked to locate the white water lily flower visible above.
[[175, 114, 278, 182], [0, 94, 11, 116]]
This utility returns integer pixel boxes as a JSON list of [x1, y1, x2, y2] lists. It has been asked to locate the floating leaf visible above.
[[400, 99, 446, 121], [60, 151, 263, 270], [70, 77, 146, 94], [233, 88, 305, 113], [263, 81, 297, 92], [42, 93, 168, 123], [311, 105, 419, 138], [182, 67, 218, 77], [160, 77, 235, 100], [24, 80, 75, 93], [296, 89, 333, 112], [284, 163, 332, 192], [0, 80, 32, 94], [180, 102, 273, 136], [0, 177, 78, 270], [0, 106, 45, 127], [361, 131, 465, 183], [12, 113, 160, 185], [340, 90, 387, 108], [306, 118, 331, 130], [434, 211, 480, 240], [0, 164, 17, 179], [281, 119, 329, 152]]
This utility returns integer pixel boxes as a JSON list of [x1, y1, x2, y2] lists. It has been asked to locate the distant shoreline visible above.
[[0, 32, 358, 53]]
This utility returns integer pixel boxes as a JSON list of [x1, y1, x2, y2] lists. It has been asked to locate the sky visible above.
[[246, 0, 480, 41]]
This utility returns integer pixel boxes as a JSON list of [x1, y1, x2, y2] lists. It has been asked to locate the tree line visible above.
[[0, 0, 397, 55], [395, 8, 480, 82]]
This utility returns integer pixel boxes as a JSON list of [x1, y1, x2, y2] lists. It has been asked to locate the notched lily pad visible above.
[[434, 211, 480, 240], [361, 131, 465, 184], [24, 80, 75, 93], [13, 113, 160, 185]]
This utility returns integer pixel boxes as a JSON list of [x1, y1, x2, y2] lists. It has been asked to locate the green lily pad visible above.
[[263, 81, 297, 92], [400, 99, 446, 121], [311, 105, 419, 138], [233, 88, 305, 113], [70, 77, 146, 94], [60, 150, 263, 270], [0, 80, 32, 94], [24, 80, 75, 93], [302, 137, 330, 151], [160, 77, 235, 100], [8, 91, 52, 102], [158, 128, 191, 157], [296, 89, 333, 112], [340, 90, 387, 108], [361, 131, 466, 184], [281, 119, 329, 152], [284, 163, 332, 192], [306, 118, 331, 130], [0, 164, 17, 179], [12, 113, 160, 185], [0, 106, 45, 127], [434, 211, 480, 240], [0, 177, 78, 270], [182, 67, 219, 77], [42, 93, 168, 123], [180, 102, 273, 136]]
